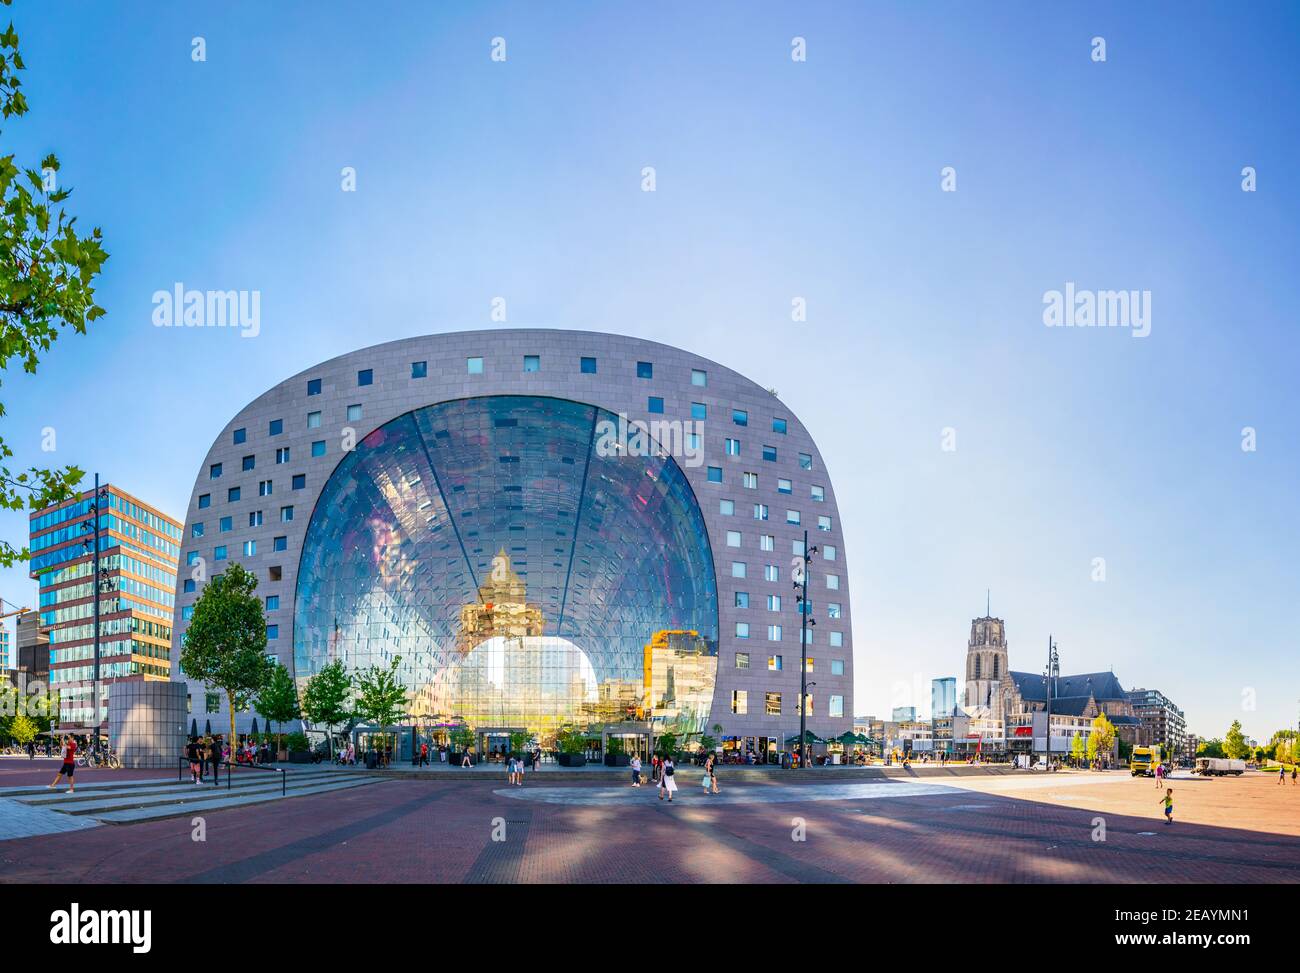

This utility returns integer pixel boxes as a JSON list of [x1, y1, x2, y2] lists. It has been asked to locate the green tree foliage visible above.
[[9, 710, 36, 746], [1197, 738, 1225, 759], [180, 563, 273, 759], [0, 3, 108, 566], [1224, 720, 1250, 760], [1090, 712, 1116, 762], [255, 662, 300, 754], [301, 659, 352, 756], [352, 655, 408, 756]]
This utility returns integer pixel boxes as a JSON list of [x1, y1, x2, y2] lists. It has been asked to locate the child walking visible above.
[[1160, 787, 1174, 826]]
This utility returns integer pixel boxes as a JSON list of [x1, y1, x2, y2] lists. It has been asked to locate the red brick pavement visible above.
[[2, 776, 1298, 883]]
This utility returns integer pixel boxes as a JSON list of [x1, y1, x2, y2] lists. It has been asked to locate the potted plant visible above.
[[450, 726, 475, 765], [603, 736, 630, 767], [285, 731, 313, 764], [555, 727, 586, 767]]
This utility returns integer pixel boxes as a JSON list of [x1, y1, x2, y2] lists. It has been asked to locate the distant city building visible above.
[[892, 706, 917, 722], [1126, 687, 1186, 755], [0, 625, 8, 670], [931, 676, 957, 718], [29, 484, 181, 729], [16, 610, 48, 680]]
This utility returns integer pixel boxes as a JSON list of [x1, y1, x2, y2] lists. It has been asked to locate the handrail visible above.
[[178, 755, 287, 796]]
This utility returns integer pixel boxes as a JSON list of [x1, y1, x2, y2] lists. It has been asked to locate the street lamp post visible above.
[[1043, 635, 1058, 767], [80, 475, 109, 737], [794, 528, 817, 769]]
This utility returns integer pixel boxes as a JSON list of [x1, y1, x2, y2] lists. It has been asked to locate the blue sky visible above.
[[3, 1, 1298, 742]]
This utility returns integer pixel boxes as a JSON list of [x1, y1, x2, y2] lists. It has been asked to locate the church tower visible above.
[[963, 602, 1008, 718]]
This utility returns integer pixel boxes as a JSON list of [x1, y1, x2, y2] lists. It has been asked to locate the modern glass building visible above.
[[171, 330, 853, 758], [29, 485, 181, 729]]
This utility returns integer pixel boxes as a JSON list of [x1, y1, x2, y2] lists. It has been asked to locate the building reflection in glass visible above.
[[294, 395, 719, 747]]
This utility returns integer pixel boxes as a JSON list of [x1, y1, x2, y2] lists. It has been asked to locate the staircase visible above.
[[0, 766, 382, 825]]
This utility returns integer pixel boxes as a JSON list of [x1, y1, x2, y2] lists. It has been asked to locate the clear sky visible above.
[[2, 1, 1297, 743]]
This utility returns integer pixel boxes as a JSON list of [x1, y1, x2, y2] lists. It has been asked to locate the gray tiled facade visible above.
[[170, 329, 853, 742], [108, 680, 187, 769]]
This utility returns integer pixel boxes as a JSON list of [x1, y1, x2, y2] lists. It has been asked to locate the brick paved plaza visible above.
[[2, 759, 1298, 883]]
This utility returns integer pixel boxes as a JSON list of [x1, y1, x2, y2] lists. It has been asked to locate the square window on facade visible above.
[[636, 361, 653, 379], [736, 622, 749, 638], [242, 455, 255, 471], [818, 515, 832, 531], [273, 535, 287, 551], [347, 404, 362, 421], [183, 579, 196, 593], [760, 534, 774, 551], [824, 545, 837, 561], [523, 355, 540, 373], [243, 540, 256, 557], [411, 361, 427, 379], [281, 505, 294, 521], [307, 378, 321, 396], [768, 624, 782, 641], [233, 428, 246, 445], [691, 369, 707, 387], [829, 695, 844, 718], [826, 574, 840, 590], [266, 595, 280, 611], [731, 562, 746, 579], [735, 591, 749, 608], [307, 411, 321, 428], [258, 480, 272, 496], [768, 655, 783, 671], [767, 594, 781, 611], [827, 602, 841, 619], [726, 530, 741, 547], [766, 692, 782, 716], [778, 478, 792, 494], [269, 566, 282, 581], [219, 516, 232, 532], [725, 438, 740, 456], [210, 463, 222, 479], [732, 409, 748, 426], [270, 419, 283, 436], [772, 417, 787, 434], [276, 447, 290, 464], [765, 564, 780, 582], [735, 652, 750, 669], [732, 690, 748, 715], [786, 509, 800, 525], [648, 396, 664, 414], [198, 493, 210, 509], [358, 369, 373, 386], [214, 545, 227, 561], [831, 658, 845, 675], [191, 522, 205, 538], [227, 487, 240, 502], [799, 452, 813, 470], [580, 357, 597, 374], [811, 485, 825, 501], [292, 474, 306, 490], [267, 624, 279, 639], [691, 402, 707, 420], [829, 631, 843, 647], [468, 357, 484, 374], [762, 445, 777, 462], [707, 467, 723, 483], [720, 499, 735, 516], [249, 511, 262, 527], [744, 473, 758, 490], [753, 503, 768, 520]]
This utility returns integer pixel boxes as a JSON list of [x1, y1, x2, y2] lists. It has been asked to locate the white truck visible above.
[[1194, 757, 1246, 776]]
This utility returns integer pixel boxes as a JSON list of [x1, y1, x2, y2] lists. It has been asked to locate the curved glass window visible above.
[[294, 395, 719, 747]]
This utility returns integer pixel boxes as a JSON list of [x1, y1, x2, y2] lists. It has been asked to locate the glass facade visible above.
[[294, 395, 719, 747]]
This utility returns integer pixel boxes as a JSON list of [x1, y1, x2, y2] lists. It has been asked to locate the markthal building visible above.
[[172, 331, 853, 761]]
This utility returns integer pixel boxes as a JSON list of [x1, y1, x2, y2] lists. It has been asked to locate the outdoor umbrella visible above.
[[204, 719, 212, 735], [837, 730, 858, 746], [190, 719, 198, 739], [798, 729, 826, 745], [250, 717, 259, 735]]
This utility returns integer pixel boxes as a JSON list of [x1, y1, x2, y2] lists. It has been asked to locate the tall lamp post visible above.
[[1043, 635, 1058, 766], [79, 475, 110, 738], [794, 528, 817, 769]]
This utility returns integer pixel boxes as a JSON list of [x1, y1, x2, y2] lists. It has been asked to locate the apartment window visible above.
[[266, 624, 279, 640], [731, 562, 746, 579], [762, 445, 777, 462], [357, 369, 373, 386], [735, 591, 749, 608], [183, 579, 196, 594], [636, 361, 653, 379], [720, 499, 735, 516], [347, 404, 362, 421], [269, 566, 282, 581], [523, 355, 540, 373], [767, 594, 781, 611], [219, 516, 232, 532], [768, 655, 783, 671], [829, 695, 844, 718], [273, 536, 287, 552], [764, 564, 780, 582], [725, 438, 741, 456], [801, 629, 814, 646], [227, 487, 240, 502], [248, 511, 263, 527], [726, 530, 741, 548], [827, 603, 841, 619], [732, 409, 748, 426], [232, 428, 246, 445], [753, 504, 768, 520], [687, 433, 701, 452], [786, 509, 801, 525], [824, 545, 837, 561], [648, 396, 664, 414], [307, 378, 321, 396], [829, 631, 844, 647], [266, 595, 280, 611], [308, 411, 321, 428], [826, 574, 840, 590], [691, 402, 707, 420], [209, 463, 222, 479], [242, 540, 256, 557], [831, 659, 845, 675], [743, 472, 758, 490], [732, 690, 748, 715], [258, 480, 272, 496], [707, 467, 723, 483], [811, 485, 825, 502], [191, 522, 205, 538], [214, 545, 227, 561], [799, 452, 813, 470], [768, 624, 782, 641], [411, 360, 427, 379], [818, 515, 832, 532], [778, 478, 792, 494], [736, 622, 750, 639], [793, 537, 806, 557], [187, 551, 200, 566], [281, 505, 294, 522], [198, 493, 210, 509], [269, 419, 283, 436], [760, 534, 774, 551], [580, 356, 597, 374], [312, 441, 326, 457], [182, 604, 194, 622], [765, 692, 782, 716], [772, 417, 787, 434], [735, 653, 750, 669], [691, 368, 707, 387], [467, 356, 484, 374], [276, 447, 290, 464]]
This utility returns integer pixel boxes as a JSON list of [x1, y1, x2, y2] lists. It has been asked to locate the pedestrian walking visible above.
[[1160, 787, 1174, 826], [209, 735, 222, 786], [186, 736, 203, 784], [658, 756, 678, 802], [48, 736, 77, 793], [532, 748, 541, 772], [707, 753, 720, 794], [1280, 766, 1287, 785], [461, 748, 472, 768], [507, 754, 517, 785], [1155, 762, 1163, 787], [630, 754, 642, 787], [1291, 767, 1296, 786]]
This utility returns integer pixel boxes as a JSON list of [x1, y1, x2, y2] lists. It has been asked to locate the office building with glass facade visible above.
[[29, 486, 181, 728], [171, 330, 853, 759]]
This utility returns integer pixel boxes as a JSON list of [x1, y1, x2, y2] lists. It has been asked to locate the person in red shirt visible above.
[[48, 736, 77, 793]]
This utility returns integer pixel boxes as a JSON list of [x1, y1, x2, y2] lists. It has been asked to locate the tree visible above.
[[1090, 713, 1116, 765], [656, 731, 679, 757], [255, 662, 300, 756], [1224, 720, 1250, 760], [1070, 732, 1085, 765], [1197, 738, 1225, 760], [352, 655, 408, 757], [9, 711, 37, 747], [0, 2, 109, 567], [180, 563, 274, 760], [301, 660, 352, 758]]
